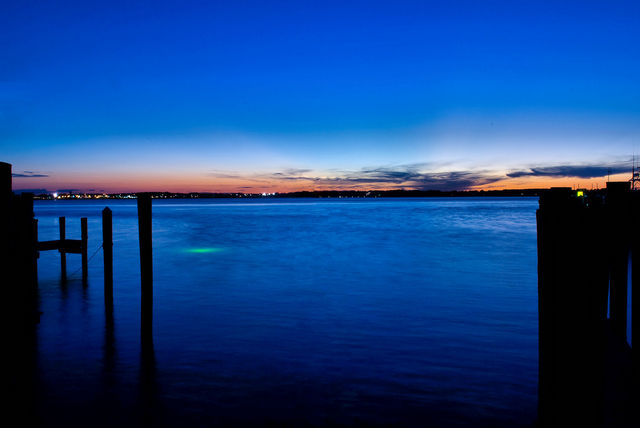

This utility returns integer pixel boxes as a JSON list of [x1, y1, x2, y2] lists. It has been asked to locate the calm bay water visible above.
[[33, 197, 539, 427]]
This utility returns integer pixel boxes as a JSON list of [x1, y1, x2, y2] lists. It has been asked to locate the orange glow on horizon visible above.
[[12, 170, 633, 194]]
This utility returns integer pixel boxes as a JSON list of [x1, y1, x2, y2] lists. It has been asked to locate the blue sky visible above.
[[2, 0, 640, 192]]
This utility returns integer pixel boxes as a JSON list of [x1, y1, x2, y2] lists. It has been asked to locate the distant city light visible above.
[[53, 192, 58, 198], [576, 190, 584, 197]]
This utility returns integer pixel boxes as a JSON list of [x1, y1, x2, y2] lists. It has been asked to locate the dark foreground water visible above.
[[33, 197, 538, 427]]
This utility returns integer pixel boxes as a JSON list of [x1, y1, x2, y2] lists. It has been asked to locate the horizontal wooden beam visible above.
[[36, 239, 83, 254], [37, 240, 61, 251]]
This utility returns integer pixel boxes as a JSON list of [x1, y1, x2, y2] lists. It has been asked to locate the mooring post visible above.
[[0, 162, 10, 297], [33, 218, 39, 284], [102, 208, 113, 308], [137, 193, 153, 343], [0, 161, 10, 201], [81, 217, 88, 281], [606, 182, 630, 340], [632, 193, 639, 382], [536, 188, 607, 427], [59, 216, 66, 279]]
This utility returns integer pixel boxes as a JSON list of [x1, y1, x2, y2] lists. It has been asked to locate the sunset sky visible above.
[[3, 0, 640, 193]]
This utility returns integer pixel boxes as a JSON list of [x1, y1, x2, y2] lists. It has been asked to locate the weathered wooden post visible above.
[[0, 162, 10, 201], [537, 188, 608, 428], [102, 208, 113, 308], [606, 182, 630, 340], [137, 193, 153, 343], [59, 216, 66, 279], [81, 217, 88, 281], [632, 193, 639, 383], [0, 162, 10, 300], [33, 219, 39, 284]]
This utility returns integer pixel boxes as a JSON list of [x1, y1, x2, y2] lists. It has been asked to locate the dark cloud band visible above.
[[507, 164, 630, 179]]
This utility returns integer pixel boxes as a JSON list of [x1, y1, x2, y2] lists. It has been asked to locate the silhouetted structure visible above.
[[537, 184, 637, 427], [103, 207, 113, 310], [137, 193, 153, 345], [34, 215, 89, 280], [2, 162, 156, 421], [2, 162, 39, 425]]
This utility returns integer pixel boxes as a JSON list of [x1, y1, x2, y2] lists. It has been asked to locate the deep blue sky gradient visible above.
[[2, 0, 640, 191]]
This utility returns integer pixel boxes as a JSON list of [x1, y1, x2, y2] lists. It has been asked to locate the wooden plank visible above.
[[62, 240, 83, 254], [37, 240, 61, 251], [36, 239, 83, 253]]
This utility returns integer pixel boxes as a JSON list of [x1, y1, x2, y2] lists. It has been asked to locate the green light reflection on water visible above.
[[185, 247, 224, 254]]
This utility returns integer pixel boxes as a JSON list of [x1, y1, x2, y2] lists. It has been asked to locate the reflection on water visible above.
[[32, 198, 539, 426]]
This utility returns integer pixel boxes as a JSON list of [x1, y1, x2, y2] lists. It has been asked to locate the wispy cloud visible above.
[[12, 171, 48, 178], [13, 188, 49, 194], [506, 163, 630, 179], [259, 164, 502, 190]]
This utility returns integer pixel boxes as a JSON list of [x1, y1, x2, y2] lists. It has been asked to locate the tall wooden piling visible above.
[[81, 217, 88, 281], [33, 219, 39, 284], [537, 188, 608, 427], [102, 208, 113, 308], [137, 193, 153, 343], [633, 193, 639, 382], [0, 161, 11, 200], [537, 185, 636, 427], [0, 163, 10, 304], [59, 216, 66, 279], [606, 182, 630, 340]]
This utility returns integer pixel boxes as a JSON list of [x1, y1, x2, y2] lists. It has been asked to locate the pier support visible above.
[[81, 217, 88, 282], [633, 193, 639, 383], [537, 185, 636, 427], [103, 208, 113, 309], [59, 216, 66, 280], [137, 193, 153, 344], [606, 182, 630, 340]]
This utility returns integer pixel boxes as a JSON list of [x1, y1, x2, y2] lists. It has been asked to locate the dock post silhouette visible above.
[[1, 162, 40, 425], [537, 184, 635, 427], [607, 182, 630, 339], [633, 192, 639, 386], [59, 216, 66, 280], [137, 193, 153, 344], [33, 218, 39, 284], [103, 207, 113, 309], [81, 217, 88, 281]]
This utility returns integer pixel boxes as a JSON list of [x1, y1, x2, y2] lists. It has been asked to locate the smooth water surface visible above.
[[33, 197, 538, 426]]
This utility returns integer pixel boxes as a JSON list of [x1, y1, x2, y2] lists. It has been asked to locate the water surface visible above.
[[33, 197, 538, 426]]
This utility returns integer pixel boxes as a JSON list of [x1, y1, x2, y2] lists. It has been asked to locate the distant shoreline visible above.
[[28, 189, 549, 200]]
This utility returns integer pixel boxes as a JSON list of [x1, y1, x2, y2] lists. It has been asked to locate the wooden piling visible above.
[[536, 188, 607, 427], [606, 182, 630, 340], [59, 216, 66, 279], [632, 193, 639, 382], [102, 208, 113, 308], [0, 162, 10, 300], [33, 219, 39, 284], [81, 217, 88, 281], [137, 193, 153, 342], [0, 161, 10, 201]]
